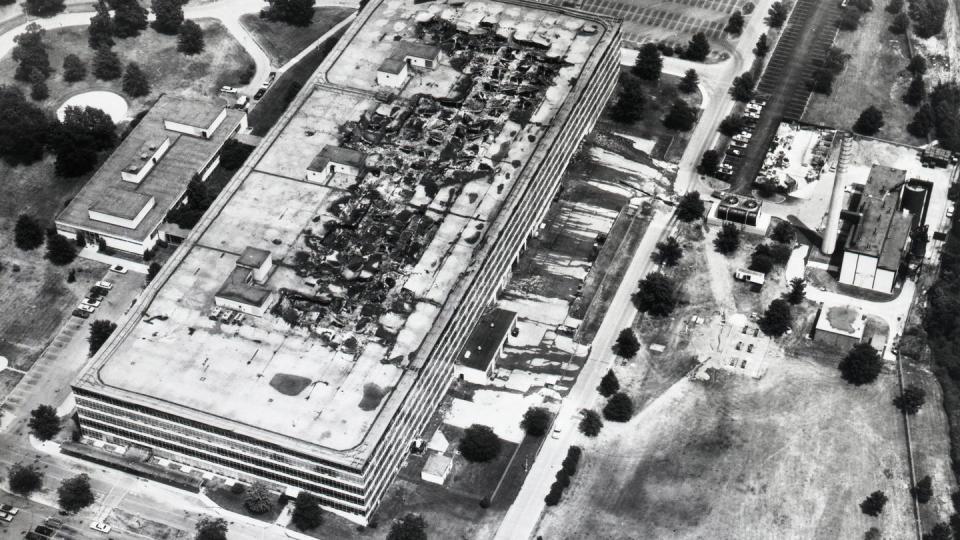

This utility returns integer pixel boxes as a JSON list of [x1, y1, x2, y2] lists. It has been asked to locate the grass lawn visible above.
[[0, 369, 24, 401], [0, 19, 254, 114], [802, 7, 923, 145], [248, 27, 347, 136], [205, 481, 284, 523], [240, 7, 355, 66], [537, 352, 924, 539]]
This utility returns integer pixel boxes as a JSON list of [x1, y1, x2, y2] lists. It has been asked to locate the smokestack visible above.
[[822, 135, 852, 256]]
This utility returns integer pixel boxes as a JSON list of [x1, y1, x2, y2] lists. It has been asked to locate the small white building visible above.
[[734, 268, 765, 286], [375, 41, 441, 88], [306, 145, 366, 184], [214, 246, 275, 317], [376, 58, 409, 88], [420, 452, 452, 485]]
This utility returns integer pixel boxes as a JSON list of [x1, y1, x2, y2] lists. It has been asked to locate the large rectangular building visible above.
[[55, 96, 247, 258], [72, 0, 621, 523]]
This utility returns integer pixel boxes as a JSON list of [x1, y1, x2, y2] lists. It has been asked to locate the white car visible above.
[[95, 280, 114, 290], [0, 504, 18, 515], [89, 521, 112, 533], [219, 86, 238, 94], [81, 298, 102, 308], [0, 511, 11, 522], [109, 265, 128, 274], [551, 427, 561, 439], [77, 304, 96, 314]]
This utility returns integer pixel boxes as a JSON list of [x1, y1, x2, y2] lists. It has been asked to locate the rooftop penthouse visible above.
[[74, 0, 621, 521]]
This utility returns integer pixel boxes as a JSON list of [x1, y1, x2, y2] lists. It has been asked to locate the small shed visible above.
[[421, 452, 453, 485], [376, 58, 409, 88], [814, 303, 866, 348], [306, 145, 366, 183], [427, 430, 449, 453], [734, 268, 766, 286]]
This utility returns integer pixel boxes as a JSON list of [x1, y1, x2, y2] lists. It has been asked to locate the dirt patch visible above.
[[358, 383, 388, 411], [106, 507, 187, 540], [268, 373, 311, 396]]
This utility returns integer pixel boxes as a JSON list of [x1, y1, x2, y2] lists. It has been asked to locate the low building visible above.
[[214, 246, 275, 317], [376, 58, 409, 88], [707, 194, 770, 232], [456, 308, 518, 384], [420, 452, 452, 485], [922, 146, 952, 168], [814, 303, 866, 349], [838, 165, 912, 293], [734, 268, 765, 286], [306, 145, 366, 184], [55, 96, 247, 258], [375, 41, 441, 88]]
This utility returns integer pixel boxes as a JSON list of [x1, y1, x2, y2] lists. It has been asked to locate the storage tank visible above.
[[901, 183, 927, 216], [822, 135, 852, 255]]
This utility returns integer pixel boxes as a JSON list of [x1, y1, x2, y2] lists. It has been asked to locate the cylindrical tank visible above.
[[901, 183, 927, 216], [822, 135, 852, 255]]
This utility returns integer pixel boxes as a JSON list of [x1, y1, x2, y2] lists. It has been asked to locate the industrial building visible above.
[[55, 96, 247, 258], [707, 194, 770, 232], [72, 0, 621, 524], [837, 165, 914, 293]]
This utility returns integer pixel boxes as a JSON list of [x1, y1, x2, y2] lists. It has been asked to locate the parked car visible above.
[[72, 309, 90, 319], [219, 86, 238, 94], [267, 71, 277, 83], [235, 95, 249, 109], [89, 522, 112, 533], [89, 286, 109, 298], [76, 304, 95, 314], [0, 504, 19, 515], [550, 427, 561, 439], [253, 88, 266, 100], [81, 298, 102, 308], [0, 511, 12, 522], [45, 518, 63, 528], [109, 265, 127, 274], [95, 280, 114, 290]]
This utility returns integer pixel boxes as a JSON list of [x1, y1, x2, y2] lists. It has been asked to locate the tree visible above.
[[151, 0, 184, 34], [122, 62, 151, 97], [88, 0, 115, 50], [387, 513, 427, 540], [684, 32, 710, 62], [860, 490, 888, 516], [750, 247, 774, 274], [663, 99, 697, 131], [787, 278, 806, 304], [598, 369, 620, 397], [520, 406, 551, 437], [113, 0, 148, 38], [13, 24, 52, 83], [92, 46, 122, 80], [908, 103, 934, 138], [613, 328, 641, 359], [610, 73, 644, 123], [853, 105, 884, 136], [865, 527, 881, 540], [219, 139, 254, 170], [924, 522, 952, 540], [904, 76, 925, 106], [88, 319, 117, 357], [58, 474, 95, 513], [633, 272, 676, 316], [698, 149, 720, 177], [263, 0, 316, 26], [460, 424, 501, 462], [766, 1, 789, 27], [8, 463, 43, 496], [15, 214, 45, 250], [809, 68, 836, 95], [655, 236, 683, 267], [603, 392, 634, 422], [759, 299, 792, 337], [62, 54, 87, 82], [718, 114, 746, 136], [290, 492, 322, 530], [244, 481, 273, 514], [24, 0, 65, 17], [838, 7, 861, 30], [632, 42, 662, 81], [889, 11, 910, 33], [729, 71, 756, 102], [725, 10, 745, 35], [839, 343, 883, 385], [46, 233, 77, 266], [678, 68, 699, 93], [30, 77, 49, 101], [850, 0, 873, 11], [912, 475, 933, 503], [754, 34, 770, 57], [714, 222, 740, 254], [579, 409, 602, 437], [195, 517, 229, 540], [676, 191, 706, 222], [894, 385, 926, 414], [886, 0, 903, 13], [929, 82, 960, 151], [51, 105, 117, 176], [907, 54, 927, 76], [771, 221, 795, 244], [29, 404, 60, 440], [908, 0, 948, 38], [145, 262, 162, 284], [178, 20, 205, 55]]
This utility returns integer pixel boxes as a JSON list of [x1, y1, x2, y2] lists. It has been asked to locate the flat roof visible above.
[[75, 0, 619, 468], [215, 267, 272, 306], [846, 165, 907, 257], [399, 41, 441, 61], [164, 100, 225, 129], [378, 57, 407, 75], [460, 308, 517, 371], [89, 189, 153, 220], [237, 246, 271, 268], [57, 96, 245, 242], [816, 304, 866, 338]]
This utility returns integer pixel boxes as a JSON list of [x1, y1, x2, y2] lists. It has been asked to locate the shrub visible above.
[[8, 463, 43, 496], [244, 481, 273, 515], [46, 233, 77, 266], [894, 385, 926, 414], [612, 328, 641, 358], [759, 299, 792, 337], [860, 490, 888, 516], [62, 54, 87, 82], [28, 404, 60, 441], [912, 475, 933, 503], [714, 222, 740, 254], [291, 492, 323, 531], [598, 369, 620, 397], [88, 319, 117, 357], [633, 272, 677, 316], [853, 106, 884, 135], [14, 214, 44, 250], [387, 513, 427, 540]]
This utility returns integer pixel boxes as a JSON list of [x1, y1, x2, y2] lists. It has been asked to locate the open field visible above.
[[537, 354, 922, 539], [240, 7, 354, 65], [0, 20, 253, 112], [802, 6, 923, 145]]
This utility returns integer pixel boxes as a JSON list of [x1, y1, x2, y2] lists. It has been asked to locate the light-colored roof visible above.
[[56, 96, 244, 242], [163, 99, 225, 129], [422, 452, 453, 477], [427, 429, 449, 453], [816, 303, 866, 338], [237, 246, 271, 268], [399, 41, 441, 61], [89, 189, 153, 220]]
